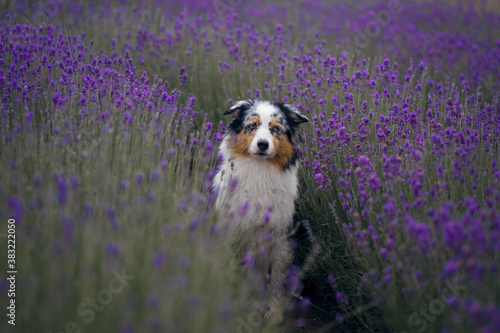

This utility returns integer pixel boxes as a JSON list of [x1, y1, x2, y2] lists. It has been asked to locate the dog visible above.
[[212, 99, 308, 320]]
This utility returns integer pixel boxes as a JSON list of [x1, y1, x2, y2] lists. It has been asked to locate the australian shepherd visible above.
[[212, 99, 308, 320]]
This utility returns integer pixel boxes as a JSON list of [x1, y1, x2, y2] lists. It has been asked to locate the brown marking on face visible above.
[[269, 119, 283, 132], [230, 116, 260, 158], [248, 116, 260, 127], [232, 131, 254, 157], [269, 123, 294, 170]]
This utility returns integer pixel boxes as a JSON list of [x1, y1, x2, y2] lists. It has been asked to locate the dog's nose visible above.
[[257, 140, 269, 151]]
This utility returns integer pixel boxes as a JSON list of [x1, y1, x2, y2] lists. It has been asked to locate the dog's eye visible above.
[[271, 126, 280, 133], [248, 123, 256, 130]]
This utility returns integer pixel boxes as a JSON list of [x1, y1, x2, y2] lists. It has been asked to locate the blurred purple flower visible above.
[[328, 274, 338, 289], [70, 177, 80, 189], [443, 259, 458, 277], [135, 173, 143, 185], [153, 252, 166, 266], [106, 242, 119, 256], [368, 172, 381, 192], [107, 207, 119, 230], [7, 196, 24, 222], [275, 24, 284, 33], [242, 251, 254, 266], [238, 201, 250, 216], [178, 65, 187, 87], [122, 324, 133, 333], [152, 169, 160, 183], [54, 172, 67, 205], [123, 112, 132, 125], [61, 218, 73, 243]]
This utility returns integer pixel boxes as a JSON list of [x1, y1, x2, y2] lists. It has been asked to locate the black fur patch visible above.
[[272, 101, 307, 146], [225, 100, 255, 134]]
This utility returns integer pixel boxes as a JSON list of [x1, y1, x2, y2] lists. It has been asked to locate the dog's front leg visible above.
[[265, 240, 293, 321]]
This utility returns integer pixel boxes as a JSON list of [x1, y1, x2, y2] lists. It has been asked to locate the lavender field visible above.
[[1, 0, 499, 332]]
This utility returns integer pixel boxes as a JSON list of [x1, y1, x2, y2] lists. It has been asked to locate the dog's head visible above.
[[223, 100, 308, 170]]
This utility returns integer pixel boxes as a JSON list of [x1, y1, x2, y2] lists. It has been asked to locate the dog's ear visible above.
[[223, 99, 254, 117], [281, 103, 308, 125]]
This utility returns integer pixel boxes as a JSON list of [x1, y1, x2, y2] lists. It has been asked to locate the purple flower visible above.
[[358, 155, 371, 169], [238, 201, 250, 216], [134, 197, 143, 205], [298, 297, 310, 309], [379, 247, 388, 260], [135, 173, 143, 185], [242, 251, 254, 266], [368, 172, 381, 192], [25, 110, 33, 123], [178, 65, 187, 86], [189, 215, 206, 230], [314, 172, 323, 183], [70, 177, 79, 189], [153, 252, 166, 266], [328, 274, 338, 289], [229, 176, 239, 193], [123, 112, 132, 125], [205, 140, 213, 154], [61, 218, 73, 243], [443, 259, 458, 277], [84, 203, 93, 219], [54, 172, 67, 205], [106, 242, 119, 256], [405, 215, 432, 253], [101, 110, 110, 122], [383, 198, 397, 218], [437, 164, 444, 178], [418, 61, 425, 72], [152, 169, 160, 182], [7, 196, 24, 222], [335, 292, 347, 303], [148, 296, 160, 308], [107, 207, 119, 230], [122, 324, 134, 333]]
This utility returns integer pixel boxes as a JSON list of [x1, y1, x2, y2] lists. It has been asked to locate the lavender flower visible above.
[[54, 172, 67, 205], [7, 196, 24, 221]]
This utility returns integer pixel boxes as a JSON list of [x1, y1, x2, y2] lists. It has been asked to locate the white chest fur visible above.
[[213, 140, 298, 233]]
